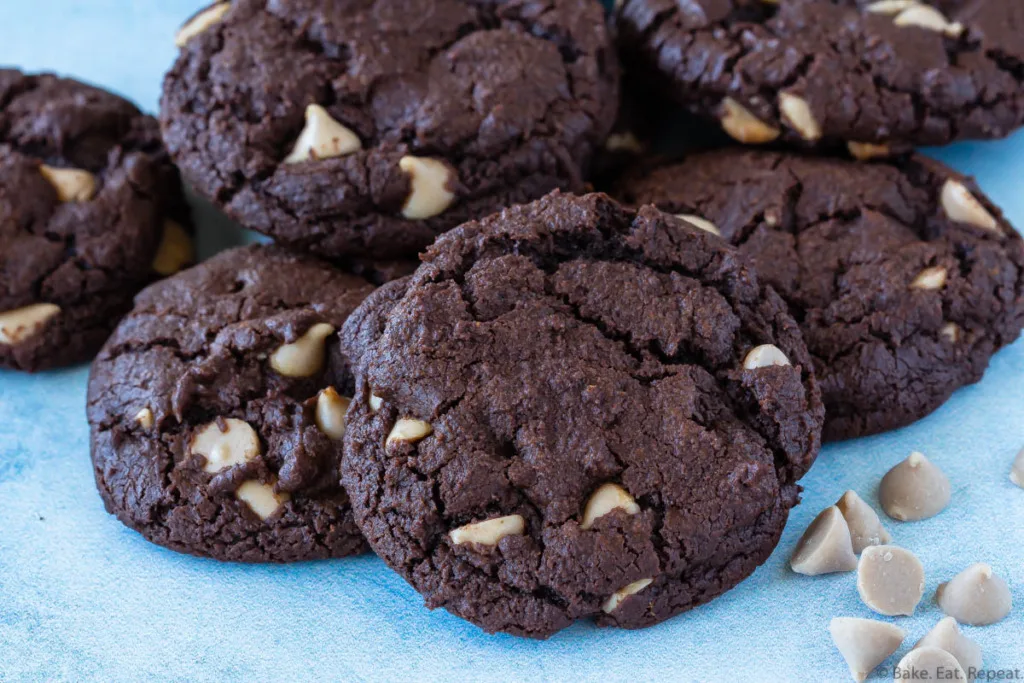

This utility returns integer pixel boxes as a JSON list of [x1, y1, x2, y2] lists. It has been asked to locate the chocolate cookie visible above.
[[161, 0, 619, 262], [615, 0, 1024, 154], [1, 70, 192, 372], [615, 150, 1024, 441], [340, 191, 824, 637], [87, 245, 376, 562]]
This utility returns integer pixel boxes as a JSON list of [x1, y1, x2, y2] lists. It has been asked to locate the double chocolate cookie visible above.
[[615, 0, 1024, 154], [341, 191, 824, 637], [88, 246, 376, 562], [161, 0, 619, 261], [1, 70, 192, 372], [615, 150, 1024, 440]]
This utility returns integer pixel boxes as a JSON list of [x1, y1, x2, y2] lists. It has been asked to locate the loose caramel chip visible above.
[[836, 490, 892, 554], [791, 506, 858, 575], [936, 563, 1013, 626], [879, 452, 951, 521], [914, 617, 983, 677], [1011, 449, 1024, 489], [895, 647, 966, 683], [857, 545, 925, 616], [829, 617, 905, 682]]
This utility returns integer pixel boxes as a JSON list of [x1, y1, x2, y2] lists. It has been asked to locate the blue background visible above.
[[1, 3, 1021, 681]]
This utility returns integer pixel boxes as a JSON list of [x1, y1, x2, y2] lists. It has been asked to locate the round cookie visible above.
[[615, 0, 1024, 154], [87, 245, 376, 562], [341, 191, 824, 637], [615, 150, 1024, 441], [1, 69, 193, 372], [161, 0, 619, 261]]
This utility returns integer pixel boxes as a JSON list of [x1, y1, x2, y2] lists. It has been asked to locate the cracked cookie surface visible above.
[[0, 69, 191, 372], [160, 0, 619, 262], [340, 191, 824, 638], [615, 0, 1024, 152], [615, 149, 1024, 441], [87, 245, 376, 562]]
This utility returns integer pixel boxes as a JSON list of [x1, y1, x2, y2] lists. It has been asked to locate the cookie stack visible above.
[[3, 0, 1016, 642]]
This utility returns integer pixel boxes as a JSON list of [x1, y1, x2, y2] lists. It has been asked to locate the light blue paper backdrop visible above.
[[1, 3, 1021, 681]]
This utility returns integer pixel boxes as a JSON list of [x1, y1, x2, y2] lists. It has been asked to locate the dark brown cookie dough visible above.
[[1, 70, 192, 372], [161, 0, 619, 262], [615, 0, 1024, 153], [340, 191, 824, 637], [88, 245, 376, 562], [615, 149, 1024, 441]]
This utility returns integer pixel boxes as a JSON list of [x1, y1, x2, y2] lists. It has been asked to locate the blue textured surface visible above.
[[1, 3, 1022, 681]]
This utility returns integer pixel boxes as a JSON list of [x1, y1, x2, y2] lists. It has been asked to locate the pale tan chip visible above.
[[1011, 448, 1024, 489], [152, 220, 195, 276], [284, 104, 362, 164], [779, 93, 822, 141], [449, 514, 525, 546], [191, 418, 261, 473], [236, 480, 289, 520], [604, 132, 645, 154], [0, 303, 61, 346], [602, 578, 653, 613], [791, 506, 858, 575], [940, 179, 1001, 233], [940, 322, 961, 344], [829, 617, 905, 682], [369, 394, 383, 413], [175, 2, 230, 47], [719, 97, 780, 144], [892, 4, 964, 36], [268, 322, 335, 378], [134, 407, 155, 430], [581, 483, 640, 529], [315, 387, 350, 440], [935, 563, 1013, 626], [399, 156, 456, 220], [857, 545, 925, 616], [847, 141, 892, 161], [39, 165, 97, 202], [914, 617, 983, 677], [676, 214, 721, 236], [836, 490, 892, 554], [387, 418, 433, 445], [878, 451, 950, 521], [895, 647, 966, 683], [864, 0, 920, 15], [743, 344, 791, 370], [909, 266, 947, 291]]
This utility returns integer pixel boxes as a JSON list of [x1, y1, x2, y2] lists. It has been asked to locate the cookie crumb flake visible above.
[[719, 97, 780, 144], [449, 514, 525, 546], [602, 578, 653, 613], [581, 483, 640, 529], [743, 344, 791, 370], [779, 93, 822, 141], [39, 165, 97, 202], [0, 303, 61, 346], [175, 2, 231, 47], [896, 647, 966, 683], [829, 617, 905, 682], [152, 220, 194, 276], [236, 480, 289, 520], [878, 451, 950, 521], [941, 179, 1001, 233], [398, 156, 456, 220], [914, 617, 983, 676], [191, 418, 262, 474], [791, 506, 858, 575], [835, 490, 892, 554], [936, 563, 1013, 626], [269, 322, 335, 378], [284, 104, 362, 164], [315, 387, 350, 440], [857, 545, 925, 616], [386, 418, 433, 445]]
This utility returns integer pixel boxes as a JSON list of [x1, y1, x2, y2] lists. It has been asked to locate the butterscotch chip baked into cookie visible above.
[[87, 246, 375, 562], [614, 0, 1024, 154], [340, 191, 824, 638], [0, 69, 192, 372], [616, 150, 1024, 440], [160, 0, 619, 261]]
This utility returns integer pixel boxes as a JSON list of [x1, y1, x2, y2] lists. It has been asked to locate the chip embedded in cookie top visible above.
[[160, 0, 619, 262], [0, 69, 193, 372], [340, 191, 824, 638], [87, 245, 377, 562], [615, 0, 1024, 153], [615, 149, 1024, 441]]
